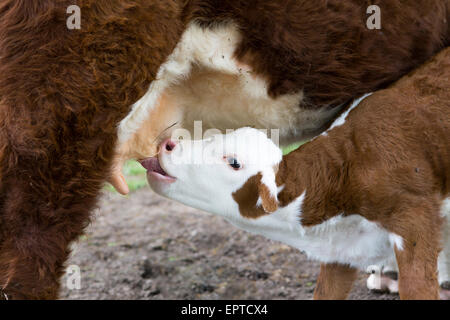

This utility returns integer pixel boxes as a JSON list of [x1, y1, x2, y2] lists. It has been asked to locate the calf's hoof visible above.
[[367, 271, 399, 295], [440, 282, 450, 300]]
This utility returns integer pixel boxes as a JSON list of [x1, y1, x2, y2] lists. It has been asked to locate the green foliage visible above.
[[282, 142, 304, 155], [123, 160, 147, 176], [105, 161, 148, 193]]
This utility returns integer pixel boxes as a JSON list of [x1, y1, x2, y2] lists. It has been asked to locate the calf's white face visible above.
[[141, 128, 282, 219]]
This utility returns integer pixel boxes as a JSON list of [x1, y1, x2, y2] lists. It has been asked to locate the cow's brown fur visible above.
[[0, 0, 449, 299], [234, 47, 450, 299], [0, 0, 184, 299], [184, 0, 449, 107]]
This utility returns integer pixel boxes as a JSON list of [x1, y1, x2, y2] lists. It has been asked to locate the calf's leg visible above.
[[313, 263, 357, 300], [438, 208, 450, 299], [395, 245, 440, 300], [391, 205, 442, 300], [366, 258, 399, 294]]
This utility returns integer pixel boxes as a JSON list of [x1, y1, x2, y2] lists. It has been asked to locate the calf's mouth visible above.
[[139, 157, 176, 183]]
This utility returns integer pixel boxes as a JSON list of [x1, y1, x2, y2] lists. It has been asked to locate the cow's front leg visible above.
[[313, 263, 357, 300], [0, 235, 66, 299], [0, 161, 100, 299]]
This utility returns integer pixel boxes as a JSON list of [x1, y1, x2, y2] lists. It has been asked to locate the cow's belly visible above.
[[166, 67, 343, 146], [118, 22, 343, 152]]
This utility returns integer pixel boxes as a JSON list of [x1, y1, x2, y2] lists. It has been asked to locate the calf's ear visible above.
[[232, 169, 279, 218], [258, 169, 278, 213]]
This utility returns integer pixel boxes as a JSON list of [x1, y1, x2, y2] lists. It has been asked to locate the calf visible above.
[[141, 48, 450, 299]]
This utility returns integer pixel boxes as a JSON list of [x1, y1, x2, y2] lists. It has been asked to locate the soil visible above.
[[60, 188, 398, 300]]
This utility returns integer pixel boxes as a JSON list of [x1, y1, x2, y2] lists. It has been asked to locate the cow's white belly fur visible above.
[[118, 22, 342, 146]]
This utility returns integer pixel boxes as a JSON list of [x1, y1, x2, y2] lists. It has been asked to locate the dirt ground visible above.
[[60, 188, 398, 300]]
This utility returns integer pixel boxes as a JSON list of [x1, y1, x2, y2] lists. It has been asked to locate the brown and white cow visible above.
[[141, 48, 450, 300], [0, 0, 448, 299]]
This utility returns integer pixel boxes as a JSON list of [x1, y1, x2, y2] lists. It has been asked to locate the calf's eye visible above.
[[227, 157, 241, 170]]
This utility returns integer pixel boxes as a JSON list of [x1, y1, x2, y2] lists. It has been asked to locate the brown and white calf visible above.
[[141, 48, 450, 300]]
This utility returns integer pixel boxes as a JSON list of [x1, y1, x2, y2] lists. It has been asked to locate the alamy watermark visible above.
[[66, 5, 81, 30], [66, 5, 381, 31], [66, 265, 81, 290], [166, 121, 281, 167], [367, 5, 382, 30]]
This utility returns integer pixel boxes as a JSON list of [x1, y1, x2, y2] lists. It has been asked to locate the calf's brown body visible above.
[[272, 48, 450, 299]]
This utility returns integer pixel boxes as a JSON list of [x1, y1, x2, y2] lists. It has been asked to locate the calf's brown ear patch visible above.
[[232, 173, 278, 219], [258, 181, 278, 213]]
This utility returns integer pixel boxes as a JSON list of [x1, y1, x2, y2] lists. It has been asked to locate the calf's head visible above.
[[141, 128, 283, 219]]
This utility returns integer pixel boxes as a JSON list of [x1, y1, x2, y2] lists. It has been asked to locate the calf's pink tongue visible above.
[[139, 157, 166, 176]]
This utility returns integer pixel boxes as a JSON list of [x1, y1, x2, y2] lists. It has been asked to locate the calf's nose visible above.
[[161, 139, 178, 153]]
